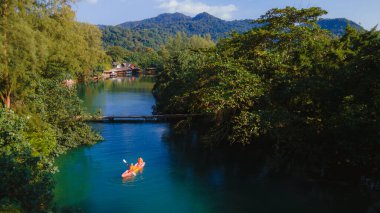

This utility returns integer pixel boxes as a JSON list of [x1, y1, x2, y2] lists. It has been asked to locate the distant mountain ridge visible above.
[[118, 13, 192, 29], [101, 12, 364, 50], [116, 12, 255, 40], [317, 18, 364, 35]]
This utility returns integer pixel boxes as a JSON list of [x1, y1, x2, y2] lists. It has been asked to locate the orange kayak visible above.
[[121, 162, 145, 178]]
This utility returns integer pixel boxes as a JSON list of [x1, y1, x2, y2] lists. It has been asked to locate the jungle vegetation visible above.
[[0, 0, 107, 211], [153, 7, 380, 181], [105, 33, 214, 70]]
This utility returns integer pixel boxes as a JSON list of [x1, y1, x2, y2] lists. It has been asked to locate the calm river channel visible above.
[[53, 77, 373, 212]]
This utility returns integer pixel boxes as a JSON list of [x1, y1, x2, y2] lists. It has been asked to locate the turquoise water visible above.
[[54, 77, 371, 212]]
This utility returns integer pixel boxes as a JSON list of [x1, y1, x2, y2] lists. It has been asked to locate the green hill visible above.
[[117, 12, 254, 40], [317, 18, 364, 35], [101, 12, 363, 50]]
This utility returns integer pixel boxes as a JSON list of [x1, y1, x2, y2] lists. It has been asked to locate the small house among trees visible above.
[[103, 62, 140, 77]]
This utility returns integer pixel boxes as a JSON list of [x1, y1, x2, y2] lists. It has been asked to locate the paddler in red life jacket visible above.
[[129, 163, 135, 172], [137, 157, 144, 166]]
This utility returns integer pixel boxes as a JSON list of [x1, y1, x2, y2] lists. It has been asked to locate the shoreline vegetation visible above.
[[0, 1, 379, 212], [0, 1, 106, 211], [153, 7, 380, 187]]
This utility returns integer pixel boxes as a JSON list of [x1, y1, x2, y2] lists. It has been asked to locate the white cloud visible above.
[[158, 0, 237, 20]]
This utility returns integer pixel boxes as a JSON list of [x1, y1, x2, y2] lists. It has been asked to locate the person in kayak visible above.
[[137, 157, 144, 166], [129, 163, 135, 172]]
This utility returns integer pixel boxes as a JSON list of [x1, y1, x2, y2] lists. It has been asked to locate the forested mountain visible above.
[[117, 12, 254, 40], [101, 12, 363, 50], [101, 12, 253, 50], [317, 18, 364, 35]]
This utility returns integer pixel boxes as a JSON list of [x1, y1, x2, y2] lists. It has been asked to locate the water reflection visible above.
[[77, 77, 155, 116], [161, 127, 371, 213], [122, 169, 145, 184], [54, 148, 93, 208]]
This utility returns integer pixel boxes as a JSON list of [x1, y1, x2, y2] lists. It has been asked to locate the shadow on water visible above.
[[53, 148, 93, 212], [161, 127, 372, 213]]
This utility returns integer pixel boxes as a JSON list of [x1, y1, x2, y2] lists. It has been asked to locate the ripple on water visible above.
[[105, 169, 148, 186]]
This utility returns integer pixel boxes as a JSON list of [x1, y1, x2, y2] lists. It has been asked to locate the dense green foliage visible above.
[[154, 7, 380, 180], [106, 45, 163, 70], [0, 0, 109, 108], [104, 33, 214, 71], [101, 26, 169, 51], [0, 109, 54, 212], [101, 12, 363, 51], [0, 0, 105, 211]]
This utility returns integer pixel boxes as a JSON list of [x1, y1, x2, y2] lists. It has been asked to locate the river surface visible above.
[[54, 77, 373, 212]]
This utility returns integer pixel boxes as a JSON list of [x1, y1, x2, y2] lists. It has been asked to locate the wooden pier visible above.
[[86, 114, 207, 123]]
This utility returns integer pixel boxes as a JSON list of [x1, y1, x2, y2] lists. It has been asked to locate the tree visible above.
[[153, 33, 216, 113], [106, 46, 131, 63], [0, 1, 108, 108], [0, 1, 37, 108]]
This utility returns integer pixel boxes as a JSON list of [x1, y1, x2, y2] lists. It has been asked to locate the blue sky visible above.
[[75, 0, 380, 29]]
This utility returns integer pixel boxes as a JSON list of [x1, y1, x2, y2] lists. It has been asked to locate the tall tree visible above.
[[0, 0, 108, 108], [0, 0, 37, 108]]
